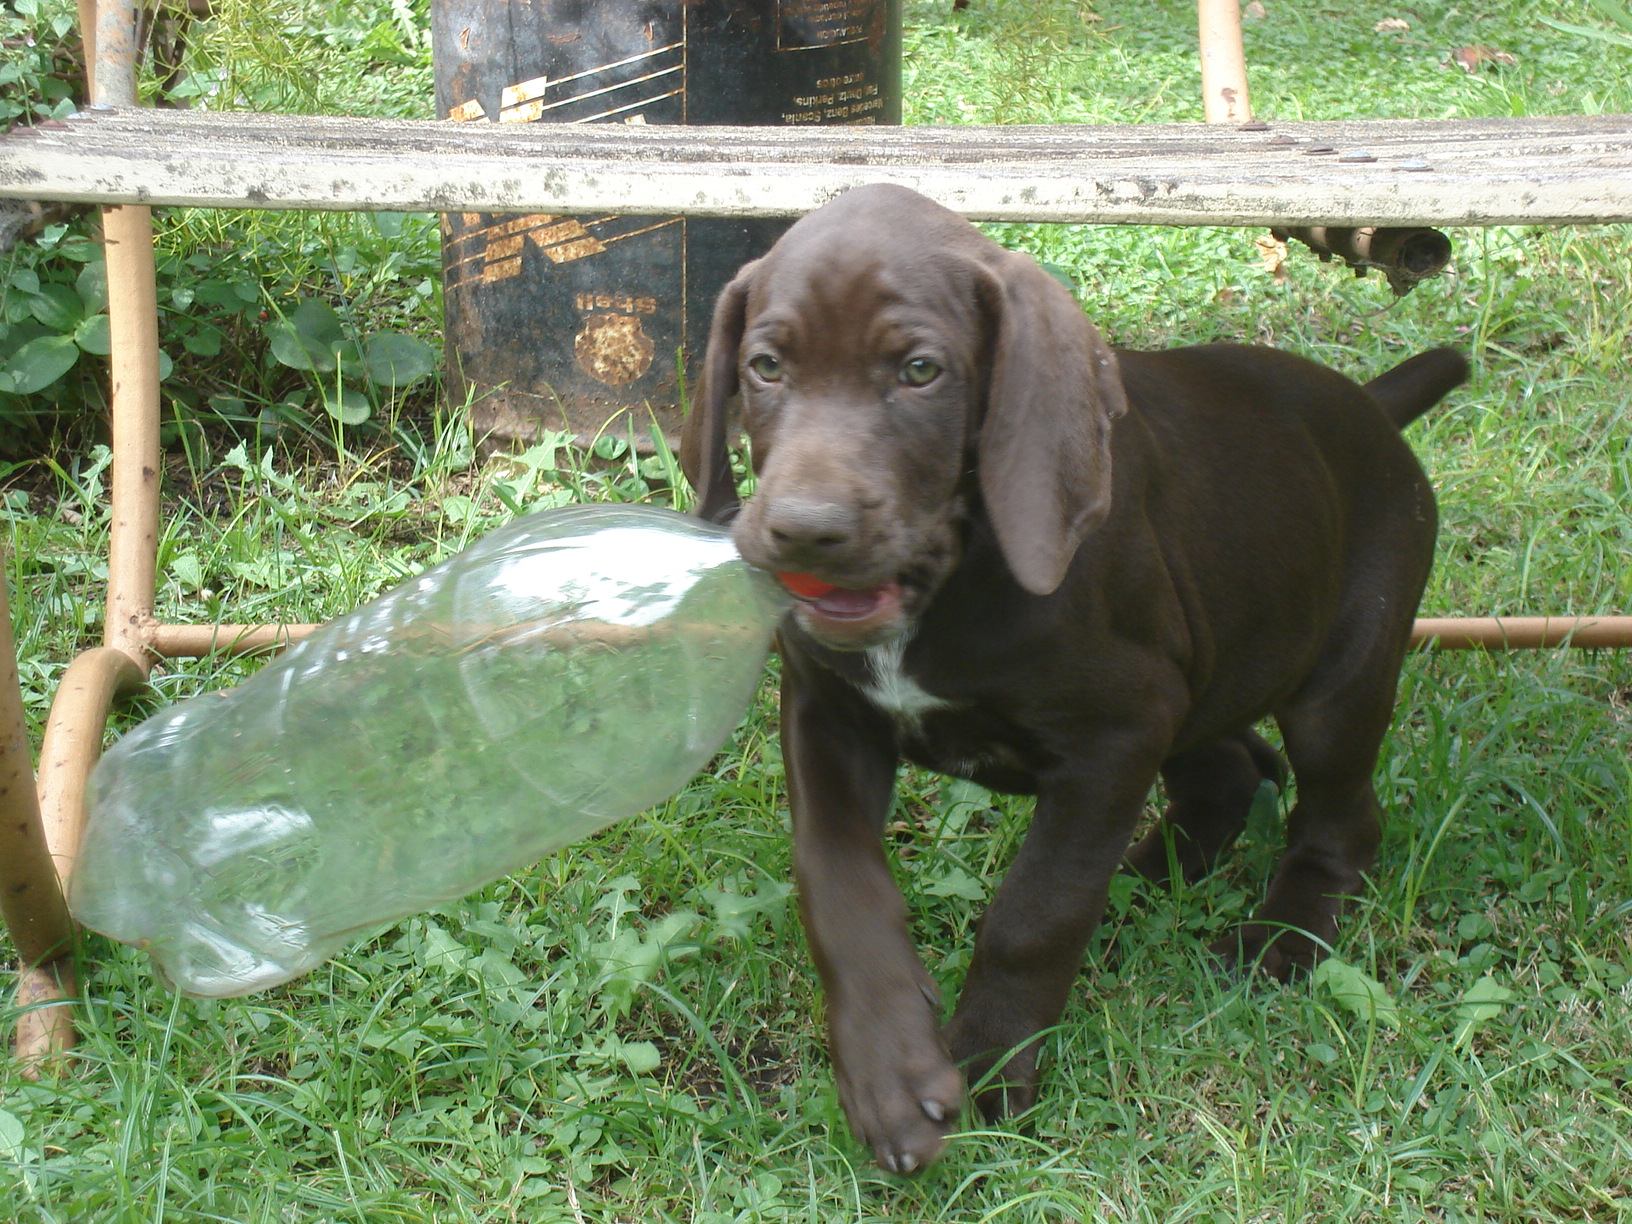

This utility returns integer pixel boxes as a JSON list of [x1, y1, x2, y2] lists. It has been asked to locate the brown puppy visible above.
[[681, 183, 1466, 1174]]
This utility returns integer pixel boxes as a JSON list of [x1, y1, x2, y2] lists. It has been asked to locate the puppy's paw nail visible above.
[[890, 1151, 920, 1175], [921, 1098, 947, 1123]]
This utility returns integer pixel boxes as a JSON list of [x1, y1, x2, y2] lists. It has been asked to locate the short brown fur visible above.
[[682, 184, 1467, 1174]]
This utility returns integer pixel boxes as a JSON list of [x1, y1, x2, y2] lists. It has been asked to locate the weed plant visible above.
[[3, 0, 1632, 1220], [0, 0, 439, 458]]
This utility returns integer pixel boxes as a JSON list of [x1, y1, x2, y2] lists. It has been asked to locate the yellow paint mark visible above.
[[502, 76, 549, 108], [542, 236, 608, 264], [501, 214, 559, 236], [446, 214, 573, 280], [447, 99, 486, 122], [500, 101, 545, 123], [528, 219, 589, 247], [485, 235, 526, 261], [500, 76, 549, 123], [483, 258, 523, 283], [454, 214, 564, 245]]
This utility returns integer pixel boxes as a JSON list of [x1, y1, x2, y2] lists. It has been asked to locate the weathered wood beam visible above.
[[3, 109, 1631, 226]]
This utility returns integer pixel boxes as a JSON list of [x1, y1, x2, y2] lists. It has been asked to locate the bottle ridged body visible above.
[[72, 505, 786, 997]]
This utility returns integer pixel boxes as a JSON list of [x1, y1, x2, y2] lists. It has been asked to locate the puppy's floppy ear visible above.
[[977, 251, 1128, 596], [680, 259, 759, 524]]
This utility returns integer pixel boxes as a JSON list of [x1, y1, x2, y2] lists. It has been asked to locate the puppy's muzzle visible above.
[[759, 496, 863, 569]]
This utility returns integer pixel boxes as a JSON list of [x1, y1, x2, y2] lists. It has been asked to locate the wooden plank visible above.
[[3, 108, 1631, 226]]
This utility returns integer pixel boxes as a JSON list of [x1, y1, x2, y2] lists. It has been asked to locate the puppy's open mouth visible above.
[[776, 572, 906, 644]]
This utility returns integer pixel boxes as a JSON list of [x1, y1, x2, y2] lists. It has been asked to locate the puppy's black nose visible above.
[[762, 498, 857, 557]]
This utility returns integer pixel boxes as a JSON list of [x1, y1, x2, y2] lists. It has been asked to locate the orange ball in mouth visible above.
[[776, 571, 840, 600], [775, 574, 907, 646]]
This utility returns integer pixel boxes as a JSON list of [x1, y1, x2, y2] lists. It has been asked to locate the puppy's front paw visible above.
[[944, 1011, 1044, 1122], [1211, 921, 1326, 981], [830, 993, 964, 1175], [841, 1060, 963, 1175]]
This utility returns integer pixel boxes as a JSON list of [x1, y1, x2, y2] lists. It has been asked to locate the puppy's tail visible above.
[[1365, 348, 1469, 429]]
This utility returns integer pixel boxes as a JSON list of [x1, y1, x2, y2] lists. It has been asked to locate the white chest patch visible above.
[[861, 636, 955, 731]]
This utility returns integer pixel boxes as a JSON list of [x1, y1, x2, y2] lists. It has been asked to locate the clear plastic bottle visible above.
[[70, 504, 789, 997]]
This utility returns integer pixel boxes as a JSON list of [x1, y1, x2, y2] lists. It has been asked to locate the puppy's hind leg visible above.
[[1219, 616, 1418, 979], [1124, 729, 1287, 885]]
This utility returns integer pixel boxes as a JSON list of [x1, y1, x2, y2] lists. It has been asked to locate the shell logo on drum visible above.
[[574, 313, 656, 387]]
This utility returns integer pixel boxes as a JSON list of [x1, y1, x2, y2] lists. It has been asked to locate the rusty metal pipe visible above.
[[26, 641, 143, 1072], [90, 0, 162, 675], [1199, 0, 1252, 123], [1412, 616, 1632, 650], [93, 0, 139, 107], [3, 0, 137, 1078], [146, 622, 315, 657], [139, 613, 1632, 664], [100, 201, 162, 673], [1275, 225, 1453, 294], [26, 0, 159, 1067], [77, 0, 99, 98], [37, 647, 145, 892], [1357, 227, 1453, 281], [2, 580, 80, 1074], [145, 616, 1632, 659], [0, 584, 72, 968]]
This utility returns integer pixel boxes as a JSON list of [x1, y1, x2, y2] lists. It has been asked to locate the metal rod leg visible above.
[[1412, 616, 1632, 650], [37, 648, 146, 891], [100, 202, 162, 673], [1199, 0, 1252, 123], [1, 581, 80, 1073]]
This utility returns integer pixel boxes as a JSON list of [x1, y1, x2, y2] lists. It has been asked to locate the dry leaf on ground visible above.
[[1451, 45, 1518, 72], [1255, 234, 1290, 283]]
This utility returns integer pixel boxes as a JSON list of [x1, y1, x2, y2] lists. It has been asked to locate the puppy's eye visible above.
[[900, 358, 941, 387], [747, 354, 783, 383]]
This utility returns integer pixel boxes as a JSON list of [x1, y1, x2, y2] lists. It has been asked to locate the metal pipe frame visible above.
[[145, 622, 314, 657], [38, 649, 146, 886], [6, 0, 150, 1070], [1198, 0, 1252, 124], [1, 581, 78, 1074], [1412, 617, 1632, 650], [8, 0, 1626, 1075]]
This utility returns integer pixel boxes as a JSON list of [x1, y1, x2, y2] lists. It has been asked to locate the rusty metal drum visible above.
[[431, 1, 902, 452]]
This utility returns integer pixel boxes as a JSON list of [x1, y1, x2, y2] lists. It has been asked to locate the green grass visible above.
[[4, 0, 1632, 1219]]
